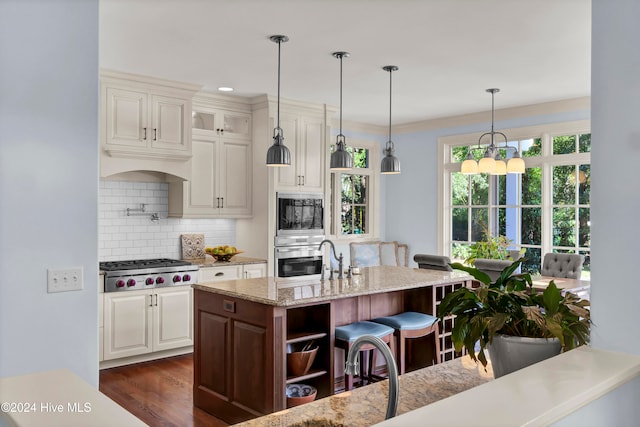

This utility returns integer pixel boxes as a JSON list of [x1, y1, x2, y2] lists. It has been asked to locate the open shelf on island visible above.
[[286, 331, 327, 344], [286, 369, 328, 384]]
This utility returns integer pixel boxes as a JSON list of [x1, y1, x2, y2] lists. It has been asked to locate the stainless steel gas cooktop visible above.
[[100, 258, 199, 292]]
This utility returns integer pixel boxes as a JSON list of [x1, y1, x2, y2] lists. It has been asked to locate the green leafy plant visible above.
[[464, 222, 524, 266], [437, 260, 591, 368]]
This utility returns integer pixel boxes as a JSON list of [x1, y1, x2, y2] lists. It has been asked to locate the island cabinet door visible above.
[[193, 289, 286, 425]]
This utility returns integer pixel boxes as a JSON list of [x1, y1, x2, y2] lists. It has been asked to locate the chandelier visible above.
[[461, 88, 525, 175]]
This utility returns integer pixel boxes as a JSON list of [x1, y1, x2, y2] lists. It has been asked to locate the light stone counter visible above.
[[186, 255, 267, 267], [233, 356, 493, 427], [192, 265, 472, 307]]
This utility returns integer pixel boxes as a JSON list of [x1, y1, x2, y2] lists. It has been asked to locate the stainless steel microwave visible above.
[[276, 192, 324, 238]]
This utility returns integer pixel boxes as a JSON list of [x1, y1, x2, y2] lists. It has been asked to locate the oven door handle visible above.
[[275, 247, 323, 258]]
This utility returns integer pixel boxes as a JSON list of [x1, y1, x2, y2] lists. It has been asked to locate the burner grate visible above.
[[100, 258, 191, 271]]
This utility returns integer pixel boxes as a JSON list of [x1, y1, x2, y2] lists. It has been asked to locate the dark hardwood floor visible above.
[[99, 353, 228, 427]]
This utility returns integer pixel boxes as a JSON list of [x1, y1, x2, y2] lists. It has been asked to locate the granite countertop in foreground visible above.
[[233, 356, 493, 427], [193, 266, 472, 307]]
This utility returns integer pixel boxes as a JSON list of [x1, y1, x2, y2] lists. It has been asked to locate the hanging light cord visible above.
[[337, 53, 344, 143], [387, 68, 393, 150], [274, 37, 282, 140]]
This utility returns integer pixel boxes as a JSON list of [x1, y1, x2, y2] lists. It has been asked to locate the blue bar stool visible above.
[[335, 321, 396, 391], [372, 312, 440, 374]]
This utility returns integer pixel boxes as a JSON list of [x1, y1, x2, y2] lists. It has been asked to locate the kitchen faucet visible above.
[[345, 334, 399, 420], [318, 239, 344, 279]]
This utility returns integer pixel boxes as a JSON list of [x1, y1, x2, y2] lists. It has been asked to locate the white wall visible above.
[[99, 180, 236, 261], [0, 0, 99, 385], [590, 0, 640, 355]]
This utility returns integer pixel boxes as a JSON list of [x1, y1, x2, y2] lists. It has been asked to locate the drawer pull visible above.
[[215, 272, 224, 277], [223, 300, 235, 313]]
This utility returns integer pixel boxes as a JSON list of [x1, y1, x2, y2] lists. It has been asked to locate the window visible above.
[[441, 122, 591, 278], [329, 140, 380, 239]]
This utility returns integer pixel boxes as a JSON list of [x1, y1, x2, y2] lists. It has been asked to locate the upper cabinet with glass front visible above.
[[192, 93, 252, 140]]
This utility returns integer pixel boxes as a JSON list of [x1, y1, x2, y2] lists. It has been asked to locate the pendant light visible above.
[[266, 35, 291, 167], [330, 52, 353, 170], [381, 65, 400, 174], [461, 88, 525, 175]]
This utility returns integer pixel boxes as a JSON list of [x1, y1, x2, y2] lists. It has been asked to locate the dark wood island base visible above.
[[192, 266, 472, 424]]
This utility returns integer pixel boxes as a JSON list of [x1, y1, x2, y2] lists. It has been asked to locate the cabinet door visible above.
[[219, 139, 251, 215], [275, 115, 300, 190], [198, 265, 243, 282], [298, 118, 325, 192], [244, 263, 267, 278], [151, 94, 190, 152], [103, 291, 152, 360], [153, 287, 194, 351], [188, 138, 218, 212], [104, 87, 148, 149], [220, 111, 251, 139]]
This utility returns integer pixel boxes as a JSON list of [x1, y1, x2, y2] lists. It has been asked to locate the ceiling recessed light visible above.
[[217, 86, 234, 92]]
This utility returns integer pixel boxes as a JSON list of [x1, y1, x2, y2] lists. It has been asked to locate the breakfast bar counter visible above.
[[192, 266, 473, 424], [232, 355, 493, 427]]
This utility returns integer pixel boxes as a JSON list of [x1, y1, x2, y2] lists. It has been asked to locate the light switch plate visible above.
[[47, 267, 84, 293]]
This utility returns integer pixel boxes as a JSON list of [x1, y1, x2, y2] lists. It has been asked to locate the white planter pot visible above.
[[487, 334, 561, 378]]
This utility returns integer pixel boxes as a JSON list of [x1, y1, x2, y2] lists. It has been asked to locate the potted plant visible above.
[[463, 222, 525, 266], [437, 260, 590, 377]]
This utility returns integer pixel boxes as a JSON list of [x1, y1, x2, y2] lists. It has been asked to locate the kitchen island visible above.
[[192, 266, 473, 424]]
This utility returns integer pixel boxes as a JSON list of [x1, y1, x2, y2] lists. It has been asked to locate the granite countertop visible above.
[[233, 356, 493, 427], [186, 255, 267, 267], [192, 266, 472, 307]]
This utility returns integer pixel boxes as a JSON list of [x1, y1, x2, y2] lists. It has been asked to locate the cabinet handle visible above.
[[221, 197, 224, 208], [143, 127, 147, 141], [153, 128, 157, 141], [216, 197, 220, 208], [301, 176, 305, 186], [149, 294, 153, 307], [215, 272, 224, 277], [154, 294, 158, 307]]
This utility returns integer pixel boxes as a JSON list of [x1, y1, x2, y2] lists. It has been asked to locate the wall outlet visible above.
[[47, 267, 84, 293]]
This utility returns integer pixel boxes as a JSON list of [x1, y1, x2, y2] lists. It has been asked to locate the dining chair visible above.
[[541, 253, 584, 279], [350, 242, 382, 267], [473, 258, 514, 282], [413, 254, 452, 271], [379, 241, 400, 266], [397, 244, 409, 267]]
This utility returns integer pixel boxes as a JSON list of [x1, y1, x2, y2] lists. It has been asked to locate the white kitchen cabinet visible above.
[[102, 286, 193, 361], [100, 71, 199, 161], [243, 263, 267, 278], [275, 114, 325, 193], [192, 106, 251, 140], [168, 133, 252, 218], [198, 264, 243, 283], [198, 263, 267, 282]]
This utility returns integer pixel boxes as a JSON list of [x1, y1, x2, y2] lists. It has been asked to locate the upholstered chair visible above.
[[473, 258, 515, 282], [397, 244, 409, 267], [350, 242, 381, 267], [541, 253, 584, 279], [413, 254, 453, 271], [380, 241, 400, 266]]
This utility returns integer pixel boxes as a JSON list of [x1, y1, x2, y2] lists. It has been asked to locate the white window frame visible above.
[[438, 120, 590, 263], [327, 137, 380, 243]]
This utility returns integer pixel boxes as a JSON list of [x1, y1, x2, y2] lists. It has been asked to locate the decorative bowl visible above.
[[287, 345, 318, 377], [205, 246, 243, 262], [209, 252, 242, 262], [286, 384, 317, 408]]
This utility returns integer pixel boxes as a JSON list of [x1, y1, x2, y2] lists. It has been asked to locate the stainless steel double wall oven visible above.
[[274, 192, 325, 278]]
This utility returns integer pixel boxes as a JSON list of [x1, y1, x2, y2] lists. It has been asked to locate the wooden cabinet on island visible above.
[[192, 265, 473, 424]]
